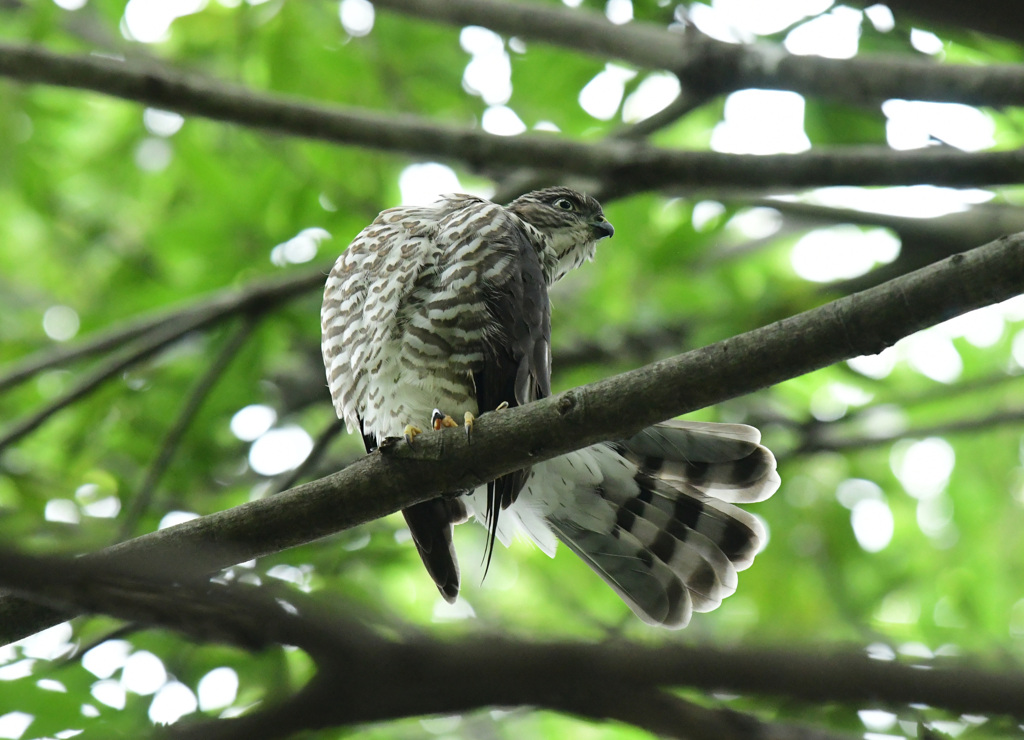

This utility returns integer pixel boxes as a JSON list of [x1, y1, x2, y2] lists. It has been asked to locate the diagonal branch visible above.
[[0, 268, 326, 454], [3, 42, 1024, 191], [0, 230, 1021, 647], [373, 0, 1024, 107], [0, 264, 326, 394], [0, 307, 231, 454], [119, 318, 260, 538]]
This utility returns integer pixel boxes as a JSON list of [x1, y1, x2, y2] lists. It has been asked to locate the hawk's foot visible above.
[[403, 424, 423, 445], [431, 409, 458, 431], [430, 408, 475, 442]]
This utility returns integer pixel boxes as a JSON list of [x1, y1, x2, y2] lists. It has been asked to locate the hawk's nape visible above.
[[321, 187, 779, 627]]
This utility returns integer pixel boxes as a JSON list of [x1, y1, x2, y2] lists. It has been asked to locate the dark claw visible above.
[[431, 409, 458, 431]]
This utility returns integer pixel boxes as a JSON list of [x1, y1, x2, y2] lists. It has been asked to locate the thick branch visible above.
[[374, 0, 1024, 107], [0, 231, 1020, 646], [3, 42, 1024, 190], [0, 548, 1006, 739]]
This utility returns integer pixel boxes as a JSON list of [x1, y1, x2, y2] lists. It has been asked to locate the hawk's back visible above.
[[321, 194, 544, 442]]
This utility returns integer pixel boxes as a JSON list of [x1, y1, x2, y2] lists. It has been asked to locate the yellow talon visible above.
[[403, 424, 422, 444], [495, 401, 509, 411], [464, 411, 475, 441]]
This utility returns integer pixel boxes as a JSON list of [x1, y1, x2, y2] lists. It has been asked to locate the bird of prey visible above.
[[321, 187, 779, 627]]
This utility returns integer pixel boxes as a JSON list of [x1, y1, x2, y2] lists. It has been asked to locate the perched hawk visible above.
[[321, 187, 779, 627]]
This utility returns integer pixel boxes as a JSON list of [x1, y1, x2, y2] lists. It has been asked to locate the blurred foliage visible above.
[[1, 1, 1024, 739]]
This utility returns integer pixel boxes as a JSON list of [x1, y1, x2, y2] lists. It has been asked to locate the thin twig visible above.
[[489, 89, 715, 203], [119, 318, 260, 538], [0, 269, 326, 454], [267, 417, 346, 496], [792, 405, 1024, 456], [0, 316, 212, 455], [0, 310, 180, 394], [58, 622, 142, 669], [0, 265, 326, 394], [613, 90, 714, 141]]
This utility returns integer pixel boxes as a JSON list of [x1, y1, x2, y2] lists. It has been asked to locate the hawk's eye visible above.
[[553, 198, 575, 211]]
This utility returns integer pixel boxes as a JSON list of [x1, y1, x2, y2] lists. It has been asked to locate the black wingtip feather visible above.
[[482, 480, 501, 580], [481, 469, 529, 580]]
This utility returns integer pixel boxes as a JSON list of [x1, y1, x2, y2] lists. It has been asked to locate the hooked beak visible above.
[[590, 217, 614, 240]]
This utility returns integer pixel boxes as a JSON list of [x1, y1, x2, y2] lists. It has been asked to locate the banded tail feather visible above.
[[470, 419, 779, 628], [613, 420, 779, 504]]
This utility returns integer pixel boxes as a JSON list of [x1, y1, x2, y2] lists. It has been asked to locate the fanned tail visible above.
[[533, 420, 779, 628]]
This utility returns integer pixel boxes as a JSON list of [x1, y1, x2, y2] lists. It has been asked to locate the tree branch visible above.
[[0, 546, 1006, 740], [3, 42, 1024, 191], [119, 318, 259, 538], [0, 264, 326, 394], [793, 406, 1024, 456], [851, 0, 1024, 47], [0, 307, 228, 454], [373, 0, 1024, 107], [0, 268, 325, 454], [0, 230, 1020, 647]]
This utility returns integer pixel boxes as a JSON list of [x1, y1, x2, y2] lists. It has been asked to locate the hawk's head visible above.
[[508, 187, 613, 284]]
